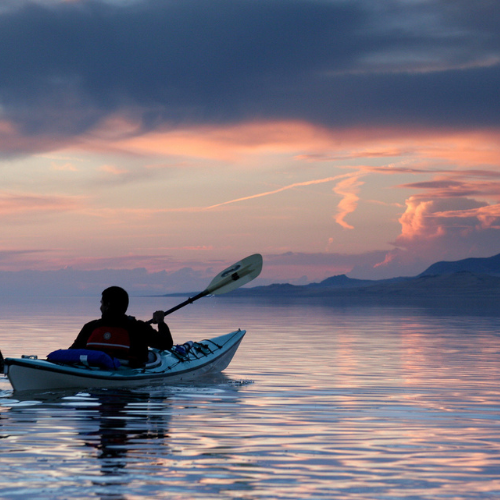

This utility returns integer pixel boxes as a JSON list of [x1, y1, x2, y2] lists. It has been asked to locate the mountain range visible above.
[[228, 253, 500, 306], [419, 253, 500, 276]]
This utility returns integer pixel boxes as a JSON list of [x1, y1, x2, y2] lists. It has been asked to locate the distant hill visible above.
[[306, 274, 375, 288], [346, 271, 500, 299], [229, 271, 500, 306], [234, 270, 498, 294], [227, 247, 500, 309], [420, 253, 500, 276], [213, 251, 500, 309]]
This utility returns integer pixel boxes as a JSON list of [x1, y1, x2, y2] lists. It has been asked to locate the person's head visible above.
[[101, 286, 129, 316]]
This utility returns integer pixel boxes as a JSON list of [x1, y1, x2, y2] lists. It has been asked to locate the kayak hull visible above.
[[4, 329, 245, 392]]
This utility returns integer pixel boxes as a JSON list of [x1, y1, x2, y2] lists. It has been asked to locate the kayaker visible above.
[[69, 286, 173, 367]]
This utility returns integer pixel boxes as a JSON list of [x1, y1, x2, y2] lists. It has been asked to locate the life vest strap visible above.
[[86, 326, 132, 359]]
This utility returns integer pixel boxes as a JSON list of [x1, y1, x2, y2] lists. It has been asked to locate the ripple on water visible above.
[[1, 302, 500, 498]]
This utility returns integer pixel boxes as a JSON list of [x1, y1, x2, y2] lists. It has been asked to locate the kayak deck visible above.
[[4, 329, 246, 392]]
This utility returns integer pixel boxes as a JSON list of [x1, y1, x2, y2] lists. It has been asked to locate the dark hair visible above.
[[102, 286, 129, 314]]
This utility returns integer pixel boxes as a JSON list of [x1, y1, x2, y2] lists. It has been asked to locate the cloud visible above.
[[369, 154, 500, 276], [103, 120, 343, 160], [397, 197, 489, 242], [433, 204, 500, 230], [0, 266, 215, 296], [296, 149, 413, 162], [0, 248, 47, 265], [203, 173, 354, 210], [1, 0, 500, 154], [0, 192, 82, 217], [332, 174, 364, 229], [93, 163, 158, 186], [0, 250, 227, 291], [393, 166, 500, 240], [398, 173, 500, 200], [368, 196, 500, 278], [201, 171, 368, 231], [50, 161, 78, 172]]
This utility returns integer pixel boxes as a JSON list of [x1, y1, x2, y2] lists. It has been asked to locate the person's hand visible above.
[[152, 310, 166, 324]]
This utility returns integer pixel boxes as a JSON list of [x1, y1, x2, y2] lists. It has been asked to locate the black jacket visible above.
[[70, 314, 173, 366]]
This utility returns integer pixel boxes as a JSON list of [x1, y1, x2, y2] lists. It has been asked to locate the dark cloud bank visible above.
[[1, 0, 499, 145]]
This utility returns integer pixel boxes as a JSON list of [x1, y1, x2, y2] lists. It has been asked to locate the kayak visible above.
[[3, 329, 246, 392]]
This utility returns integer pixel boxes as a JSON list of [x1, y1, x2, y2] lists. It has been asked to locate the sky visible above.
[[1, 0, 500, 293]]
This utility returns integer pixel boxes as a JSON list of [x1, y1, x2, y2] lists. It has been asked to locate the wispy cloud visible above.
[[433, 204, 500, 230], [296, 149, 413, 162], [0, 192, 82, 216], [332, 174, 364, 229], [50, 161, 78, 172], [398, 176, 500, 200], [203, 172, 367, 230], [203, 174, 356, 210]]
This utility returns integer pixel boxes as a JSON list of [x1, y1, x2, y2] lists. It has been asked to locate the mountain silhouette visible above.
[[420, 253, 500, 276], [228, 252, 500, 306]]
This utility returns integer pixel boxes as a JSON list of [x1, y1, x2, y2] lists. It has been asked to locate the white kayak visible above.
[[3, 329, 245, 392]]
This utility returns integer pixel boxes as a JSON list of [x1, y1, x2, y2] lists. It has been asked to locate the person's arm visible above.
[[147, 311, 174, 350], [69, 322, 95, 349]]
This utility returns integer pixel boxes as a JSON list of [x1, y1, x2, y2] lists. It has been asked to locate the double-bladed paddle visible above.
[[148, 253, 263, 322]]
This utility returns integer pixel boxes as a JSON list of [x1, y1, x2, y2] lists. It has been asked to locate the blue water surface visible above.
[[1, 296, 500, 499]]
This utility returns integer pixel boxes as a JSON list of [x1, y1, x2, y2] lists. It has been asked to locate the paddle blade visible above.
[[206, 254, 263, 295]]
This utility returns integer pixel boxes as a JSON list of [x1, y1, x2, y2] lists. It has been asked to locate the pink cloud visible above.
[[367, 156, 500, 276], [0, 192, 82, 216], [99, 164, 128, 176], [372, 196, 500, 277], [432, 203, 500, 230], [332, 174, 364, 229], [398, 176, 500, 199], [0, 120, 71, 157], [397, 196, 489, 243], [0, 249, 221, 275]]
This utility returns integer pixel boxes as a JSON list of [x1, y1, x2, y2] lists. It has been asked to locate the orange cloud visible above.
[[99, 164, 128, 175], [371, 194, 500, 277], [332, 174, 364, 229], [80, 121, 500, 199], [91, 120, 341, 161], [397, 196, 494, 243]]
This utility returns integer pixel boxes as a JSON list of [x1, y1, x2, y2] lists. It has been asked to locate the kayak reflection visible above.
[[76, 391, 171, 465], [0, 376, 247, 499]]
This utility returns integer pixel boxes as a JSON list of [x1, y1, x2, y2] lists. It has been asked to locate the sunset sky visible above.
[[1, 0, 500, 291]]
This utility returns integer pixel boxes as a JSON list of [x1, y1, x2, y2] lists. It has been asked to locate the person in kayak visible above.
[[69, 286, 173, 367]]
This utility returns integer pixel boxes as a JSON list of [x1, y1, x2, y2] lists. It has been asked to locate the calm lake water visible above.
[[1, 296, 500, 499]]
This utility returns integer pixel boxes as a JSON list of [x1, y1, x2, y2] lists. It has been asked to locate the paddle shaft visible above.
[[162, 289, 209, 316], [147, 253, 262, 324], [148, 269, 241, 322]]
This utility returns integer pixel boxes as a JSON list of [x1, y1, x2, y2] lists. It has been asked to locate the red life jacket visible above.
[[86, 326, 132, 359]]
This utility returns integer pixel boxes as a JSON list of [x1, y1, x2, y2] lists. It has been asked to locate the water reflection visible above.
[[73, 390, 171, 487], [2, 301, 500, 499], [0, 375, 248, 499]]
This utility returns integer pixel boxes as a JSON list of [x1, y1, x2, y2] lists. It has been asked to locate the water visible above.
[[1, 296, 500, 499]]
